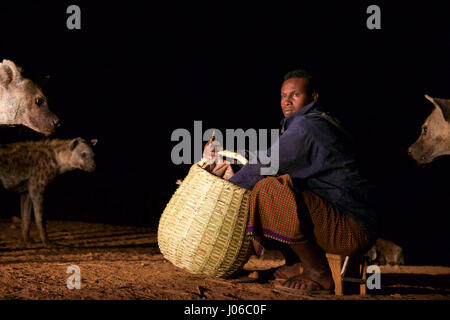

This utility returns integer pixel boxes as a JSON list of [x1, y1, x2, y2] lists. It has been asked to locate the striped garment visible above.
[[247, 174, 371, 257]]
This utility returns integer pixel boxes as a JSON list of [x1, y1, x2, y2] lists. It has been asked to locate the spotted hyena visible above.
[[0, 59, 60, 135], [0, 138, 97, 246], [408, 95, 450, 165], [366, 238, 405, 266]]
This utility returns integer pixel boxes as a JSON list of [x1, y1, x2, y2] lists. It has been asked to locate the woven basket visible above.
[[157, 151, 253, 278]]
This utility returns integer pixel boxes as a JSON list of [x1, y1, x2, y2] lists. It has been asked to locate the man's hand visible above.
[[202, 140, 223, 160], [202, 140, 234, 180], [210, 162, 234, 180]]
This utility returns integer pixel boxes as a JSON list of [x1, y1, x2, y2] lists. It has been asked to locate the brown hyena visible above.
[[0, 59, 60, 135], [0, 138, 97, 246]]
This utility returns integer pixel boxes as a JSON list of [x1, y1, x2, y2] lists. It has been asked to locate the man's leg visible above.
[[285, 241, 334, 290], [264, 239, 302, 279], [248, 175, 306, 279], [278, 190, 370, 292], [278, 188, 333, 290], [248, 175, 370, 291]]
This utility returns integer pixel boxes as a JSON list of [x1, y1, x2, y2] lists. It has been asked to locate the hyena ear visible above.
[[69, 137, 82, 151], [0, 62, 13, 88], [425, 94, 450, 122], [0, 60, 23, 87], [90, 139, 98, 146]]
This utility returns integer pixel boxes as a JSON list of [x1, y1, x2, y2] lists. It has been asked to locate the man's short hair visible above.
[[283, 69, 317, 95]]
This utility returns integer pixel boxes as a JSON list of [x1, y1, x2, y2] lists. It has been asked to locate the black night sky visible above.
[[0, 2, 449, 265]]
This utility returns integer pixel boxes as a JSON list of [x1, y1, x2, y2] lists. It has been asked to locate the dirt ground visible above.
[[0, 219, 449, 300]]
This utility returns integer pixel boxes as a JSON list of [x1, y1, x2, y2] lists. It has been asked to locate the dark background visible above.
[[0, 2, 448, 265]]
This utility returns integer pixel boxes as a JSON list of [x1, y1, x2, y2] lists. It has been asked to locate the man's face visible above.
[[280, 77, 316, 118]]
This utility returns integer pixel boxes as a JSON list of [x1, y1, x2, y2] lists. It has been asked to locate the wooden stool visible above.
[[326, 253, 368, 295]]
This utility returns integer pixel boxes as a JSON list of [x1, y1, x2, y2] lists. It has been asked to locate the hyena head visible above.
[[0, 59, 60, 135], [68, 137, 97, 172], [408, 95, 450, 165]]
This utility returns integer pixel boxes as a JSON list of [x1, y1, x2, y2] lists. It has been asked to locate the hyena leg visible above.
[[20, 193, 33, 243], [29, 190, 51, 246]]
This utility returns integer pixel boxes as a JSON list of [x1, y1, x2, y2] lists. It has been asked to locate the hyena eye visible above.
[[422, 126, 428, 135], [81, 153, 87, 158], [35, 97, 44, 107]]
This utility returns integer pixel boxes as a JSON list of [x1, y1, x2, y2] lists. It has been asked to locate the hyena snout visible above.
[[27, 108, 61, 136], [41, 111, 61, 134], [407, 144, 420, 160], [52, 116, 61, 128], [85, 161, 96, 172], [408, 141, 432, 165]]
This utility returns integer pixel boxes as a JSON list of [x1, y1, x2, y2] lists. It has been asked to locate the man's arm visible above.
[[228, 125, 327, 190]]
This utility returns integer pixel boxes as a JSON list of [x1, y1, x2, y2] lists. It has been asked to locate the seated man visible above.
[[204, 70, 378, 295]]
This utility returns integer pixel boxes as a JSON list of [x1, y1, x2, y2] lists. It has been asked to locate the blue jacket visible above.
[[229, 101, 379, 241]]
